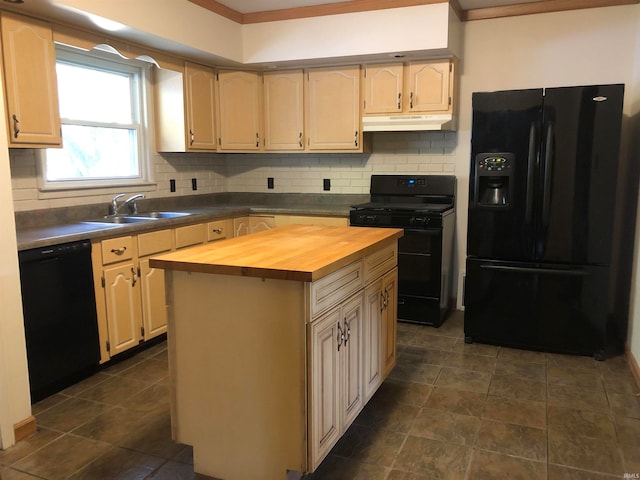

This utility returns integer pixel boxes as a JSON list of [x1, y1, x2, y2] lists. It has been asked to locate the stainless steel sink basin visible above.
[[132, 211, 192, 219], [84, 215, 159, 225], [82, 211, 191, 225]]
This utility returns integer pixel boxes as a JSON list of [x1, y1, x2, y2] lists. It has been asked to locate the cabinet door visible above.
[[406, 60, 452, 113], [184, 61, 216, 151], [306, 66, 361, 151], [363, 278, 383, 401], [308, 307, 342, 470], [217, 70, 262, 151], [340, 293, 364, 428], [233, 217, 250, 237], [382, 268, 398, 376], [363, 64, 403, 114], [139, 258, 167, 341], [249, 215, 275, 234], [103, 263, 143, 356], [1, 13, 61, 147], [263, 70, 304, 151]]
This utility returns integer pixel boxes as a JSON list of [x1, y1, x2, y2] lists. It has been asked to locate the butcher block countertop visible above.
[[150, 224, 403, 282]]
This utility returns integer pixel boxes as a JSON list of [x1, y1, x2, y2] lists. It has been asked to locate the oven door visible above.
[[397, 228, 444, 326]]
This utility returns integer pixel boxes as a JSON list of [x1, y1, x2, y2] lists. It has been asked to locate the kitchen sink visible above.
[[84, 215, 159, 225], [82, 211, 191, 225], [131, 211, 192, 219]]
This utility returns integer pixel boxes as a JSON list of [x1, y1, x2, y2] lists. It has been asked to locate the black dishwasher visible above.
[[18, 240, 100, 402]]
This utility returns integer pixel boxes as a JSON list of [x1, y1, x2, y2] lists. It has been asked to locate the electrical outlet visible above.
[[323, 178, 331, 191], [267, 177, 274, 189], [170, 179, 176, 192], [192, 178, 197, 191]]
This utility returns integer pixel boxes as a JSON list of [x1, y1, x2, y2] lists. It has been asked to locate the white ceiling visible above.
[[215, 0, 543, 14]]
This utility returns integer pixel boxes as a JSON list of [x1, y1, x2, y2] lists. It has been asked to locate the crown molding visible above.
[[188, 0, 638, 24]]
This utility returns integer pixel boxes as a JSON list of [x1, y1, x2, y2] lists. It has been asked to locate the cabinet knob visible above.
[[212, 228, 223, 234], [409, 92, 414, 109], [110, 246, 127, 255], [397, 92, 401, 110], [189, 129, 195, 146], [354, 131, 358, 148]]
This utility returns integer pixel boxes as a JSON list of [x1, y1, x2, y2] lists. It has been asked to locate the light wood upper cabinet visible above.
[[363, 59, 456, 117], [1, 13, 61, 147], [263, 70, 304, 151], [155, 62, 216, 152], [363, 63, 403, 114], [406, 59, 453, 113], [306, 66, 361, 151], [184, 61, 217, 151], [216, 70, 262, 151]]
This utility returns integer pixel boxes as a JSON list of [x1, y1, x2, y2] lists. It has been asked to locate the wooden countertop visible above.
[[150, 224, 403, 282]]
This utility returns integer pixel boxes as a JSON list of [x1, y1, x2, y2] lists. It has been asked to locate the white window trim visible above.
[[37, 46, 155, 194]]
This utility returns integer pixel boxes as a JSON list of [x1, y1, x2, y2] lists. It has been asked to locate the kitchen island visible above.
[[150, 224, 402, 480]]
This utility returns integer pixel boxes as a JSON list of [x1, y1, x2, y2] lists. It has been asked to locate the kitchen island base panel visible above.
[[167, 270, 308, 480]]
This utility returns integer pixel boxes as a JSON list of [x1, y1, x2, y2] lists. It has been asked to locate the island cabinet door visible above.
[[309, 307, 341, 470], [363, 278, 383, 401], [382, 268, 398, 376], [308, 290, 364, 471], [340, 293, 364, 428]]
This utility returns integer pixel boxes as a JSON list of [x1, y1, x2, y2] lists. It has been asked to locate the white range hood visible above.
[[362, 114, 457, 132]]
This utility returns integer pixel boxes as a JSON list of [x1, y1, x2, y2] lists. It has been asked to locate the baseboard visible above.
[[13, 415, 36, 442], [626, 343, 640, 390]]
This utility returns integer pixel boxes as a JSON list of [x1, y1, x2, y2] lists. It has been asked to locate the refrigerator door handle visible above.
[[480, 264, 588, 276], [525, 122, 536, 226], [542, 122, 554, 230]]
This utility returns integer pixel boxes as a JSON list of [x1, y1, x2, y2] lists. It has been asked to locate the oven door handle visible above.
[[480, 264, 587, 276]]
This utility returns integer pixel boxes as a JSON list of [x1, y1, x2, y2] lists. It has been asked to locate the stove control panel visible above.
[[398, 178, 427, 188]]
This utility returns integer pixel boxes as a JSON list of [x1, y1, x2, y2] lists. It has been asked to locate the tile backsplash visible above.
[[10, 131, 458, 212]]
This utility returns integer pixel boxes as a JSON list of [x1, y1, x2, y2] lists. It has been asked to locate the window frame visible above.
[[37, 45, 153, 193]]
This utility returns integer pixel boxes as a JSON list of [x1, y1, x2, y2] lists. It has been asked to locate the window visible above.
[[41, 47, 150, 190]]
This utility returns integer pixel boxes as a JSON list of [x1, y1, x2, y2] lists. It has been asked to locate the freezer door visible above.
[[537, 84, 624, 264], [468, 89, 542, 260], [464, 258, 609, 356]]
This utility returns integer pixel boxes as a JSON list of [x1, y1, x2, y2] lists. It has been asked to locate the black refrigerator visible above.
[[464, 84, 624, 359]]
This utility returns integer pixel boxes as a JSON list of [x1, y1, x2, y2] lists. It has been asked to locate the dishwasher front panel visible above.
[[19, 240, 100, 402]]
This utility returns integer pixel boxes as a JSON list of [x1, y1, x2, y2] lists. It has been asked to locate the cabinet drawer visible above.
[[310, 260, 363, 318], [207, 219, 231, 242], [101, 236, 134, 265], [175, 223, 205, 249], [364, 242, 397, 283], [138, 229, 173, 257]]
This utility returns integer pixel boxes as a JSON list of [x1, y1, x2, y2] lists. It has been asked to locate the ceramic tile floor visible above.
[[1, 310, 639, 480]]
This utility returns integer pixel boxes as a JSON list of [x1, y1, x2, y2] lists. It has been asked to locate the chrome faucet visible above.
[[122, 194, 145, 214], [109, 193, 125, 216]]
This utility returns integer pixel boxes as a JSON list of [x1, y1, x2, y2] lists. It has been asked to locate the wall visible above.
[[0, 70, 32, 449]]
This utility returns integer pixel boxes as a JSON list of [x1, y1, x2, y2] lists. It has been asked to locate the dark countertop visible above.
[[16, 193, 368, 251]]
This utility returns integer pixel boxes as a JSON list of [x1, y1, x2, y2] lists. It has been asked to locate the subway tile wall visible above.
[[226, 132, 458, 193], [10, 131, 457, 211]]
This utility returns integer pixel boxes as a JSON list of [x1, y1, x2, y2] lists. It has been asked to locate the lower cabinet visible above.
[[308, 292, 364, 468], [308, 245, 397, 470], [93, 229, 173, 362], [92, 213, 351, 363], [102, 262, 143, 356]]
